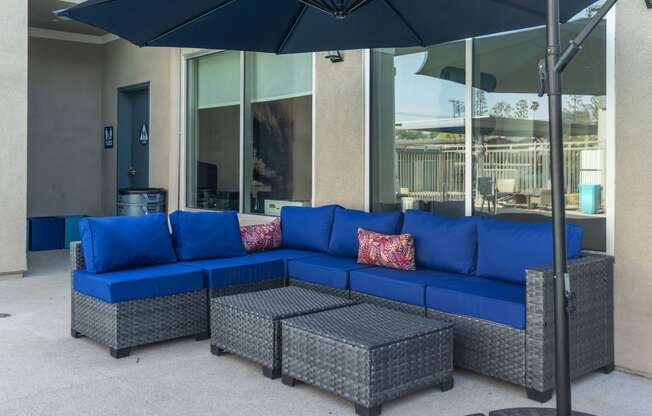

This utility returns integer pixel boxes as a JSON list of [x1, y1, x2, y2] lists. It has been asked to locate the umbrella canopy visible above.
[[59, 0, 598, 54], [415, 18, 606, 95]]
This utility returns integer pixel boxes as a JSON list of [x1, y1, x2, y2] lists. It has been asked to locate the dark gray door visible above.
[[117, 84, 150, 191]]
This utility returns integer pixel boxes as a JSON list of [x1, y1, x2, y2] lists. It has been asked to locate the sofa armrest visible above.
[[70, 241, 85, 273], [524, 254, 614, 393]]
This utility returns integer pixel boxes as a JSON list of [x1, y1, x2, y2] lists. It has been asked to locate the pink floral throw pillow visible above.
[[357, 228, 416, 271], [240, 218, 282, 253]]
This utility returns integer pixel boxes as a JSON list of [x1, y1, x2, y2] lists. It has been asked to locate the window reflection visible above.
[[186, 52, 241, 211], [370, 45, 467, 217], [370, 7, 608, 250], [472, 17, 607, 251]]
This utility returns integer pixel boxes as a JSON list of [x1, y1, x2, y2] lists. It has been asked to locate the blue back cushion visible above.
[[401, 210, 478, 274], [328, 207, 403, 258], [169, 210, 245, 261], [79, 214, 177, 274], [476, 219, 584, 284], [281, 205, 337, 252]]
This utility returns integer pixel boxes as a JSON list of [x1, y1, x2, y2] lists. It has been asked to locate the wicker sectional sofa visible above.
[[69, 205, 613, 404], [350, 255, 614, 402]]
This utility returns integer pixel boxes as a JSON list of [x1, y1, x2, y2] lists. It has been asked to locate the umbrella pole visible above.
[[475, 1, 618, 415], [545, 0, 572, 414]]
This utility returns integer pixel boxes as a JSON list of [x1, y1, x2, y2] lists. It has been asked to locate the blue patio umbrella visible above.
[[60, 1, 620, 416], [60, 0, 595, 53]]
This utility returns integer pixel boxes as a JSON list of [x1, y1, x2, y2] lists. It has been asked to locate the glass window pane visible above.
[[472, 11, 606, 251], [370, 45, 466, 216], [186, 51, 241, 211], [243, 52, 313, 216]]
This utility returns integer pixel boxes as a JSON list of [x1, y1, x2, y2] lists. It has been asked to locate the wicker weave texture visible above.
[[209, 278, 286, 298], [427, 308, 526, 386], [70, 242, 208, 350], [350, 291, 426, 316], [288, 279, 350, 299], [72, 289, 208, 349], [526, 254, 615, 393], [211, 287, 354, 370], [282, 304, 453, 408]]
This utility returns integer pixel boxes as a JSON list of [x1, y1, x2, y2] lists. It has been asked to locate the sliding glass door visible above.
[[243, 52, 313, 215], [186, 51, 313, 216], [471, 12, 607, 251], [369, 44, 467, 217], [186, 51, 241, 211], [370, 4, 610, 251]]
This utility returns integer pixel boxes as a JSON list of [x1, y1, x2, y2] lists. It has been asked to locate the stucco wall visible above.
[[28, 38, 103, 217], [101, 40, 174, 215], [313, 50, 366, 210], [0, 0, 27, 276], [614, 0, 652, 377]]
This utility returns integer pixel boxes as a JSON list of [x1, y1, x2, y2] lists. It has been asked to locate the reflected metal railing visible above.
[[395, 139, 603, 202]]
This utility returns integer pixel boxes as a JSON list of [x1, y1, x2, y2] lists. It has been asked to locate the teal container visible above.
[[64, 216, 86, 248], [579, 184, 602, 214]]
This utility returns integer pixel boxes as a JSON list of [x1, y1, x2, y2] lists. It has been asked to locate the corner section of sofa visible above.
[[523, 253, 615, 399], [70, 242, 208, 358], [179, 255, 286, 298], [425, 253, 614, 402]]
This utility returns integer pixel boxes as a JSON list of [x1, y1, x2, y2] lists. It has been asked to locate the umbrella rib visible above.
[[297, 0, 334, 16], [488, 0, 545, 18], [277, 4, 308, 54], [146, 0, 239, 45], [345, 0, 375, 15], [381, 0, 425, 46]]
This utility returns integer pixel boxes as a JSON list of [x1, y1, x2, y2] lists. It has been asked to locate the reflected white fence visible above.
[[395, 139, 603, 201]]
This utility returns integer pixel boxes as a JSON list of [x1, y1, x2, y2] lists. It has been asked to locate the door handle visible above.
[[128, 167, 137, 177]]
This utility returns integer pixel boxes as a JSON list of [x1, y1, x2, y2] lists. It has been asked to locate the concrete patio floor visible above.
[[0, 251, 650, 416]]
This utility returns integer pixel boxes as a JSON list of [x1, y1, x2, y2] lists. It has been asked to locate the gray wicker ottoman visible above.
[[281, 304, 454, 416], [210, 286, 354, 379]]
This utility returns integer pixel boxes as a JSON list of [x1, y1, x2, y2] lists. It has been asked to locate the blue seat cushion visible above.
[[73, 263, 204, 303], [350, 267, 442, 307], [327, 207, 403, 258], [281, 205, 337, 252], [476, 218, 584, 284], [246, 248, 321, 275], [79, 213, 177, 274], [181, 256, 285, 289], [288, 255, 370, 290], [401, 210, 477, 274], [248, 248, 321, 264], [169, 210, 245, 261], [426, 274, 526, 329]]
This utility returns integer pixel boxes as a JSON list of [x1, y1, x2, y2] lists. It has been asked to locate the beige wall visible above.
[[313, 50, 366, 210], [28, 38, 104, 217], [0, 0, 27, 276], [101, 40, 175, 215], [614, 0, 652, 377]]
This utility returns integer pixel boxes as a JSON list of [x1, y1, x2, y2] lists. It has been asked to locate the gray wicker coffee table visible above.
[[210, 286, 354, 379], [281, 303, 454, 416]]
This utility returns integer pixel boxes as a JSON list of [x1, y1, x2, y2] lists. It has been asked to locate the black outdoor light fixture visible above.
[[646, 0, 652, 9], [325, 50, 344, 62]]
